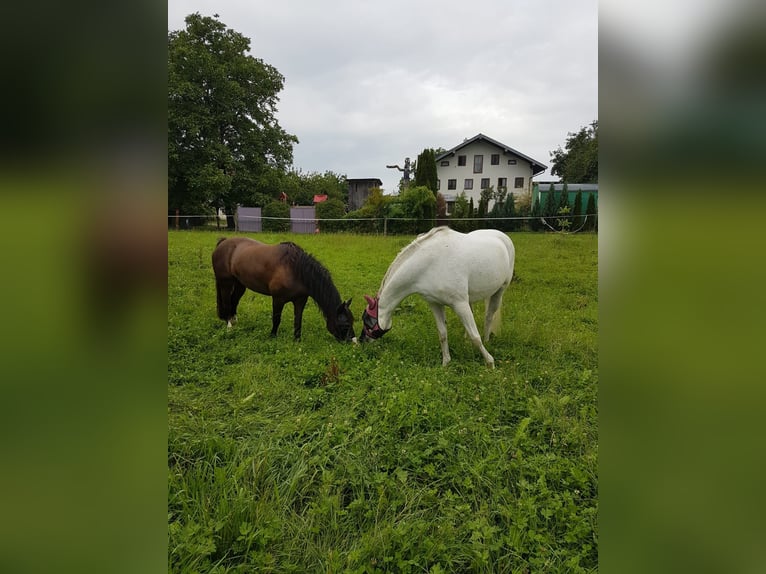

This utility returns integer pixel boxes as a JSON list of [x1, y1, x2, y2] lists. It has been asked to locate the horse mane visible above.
[[216, 237, 227, 246], [380, 226, 450, 289], [280, 242, 343, 321]]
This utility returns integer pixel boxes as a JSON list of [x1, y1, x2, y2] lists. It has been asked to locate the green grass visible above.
[[168, 230, 598, 573]]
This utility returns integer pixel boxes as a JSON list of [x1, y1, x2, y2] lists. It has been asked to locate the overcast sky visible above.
[[168, 0, 597, 194]]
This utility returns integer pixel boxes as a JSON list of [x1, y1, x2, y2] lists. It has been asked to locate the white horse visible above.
[[359, 226, 515, 367]]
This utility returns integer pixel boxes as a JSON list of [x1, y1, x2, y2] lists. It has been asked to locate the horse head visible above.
[[359, 294, 389, 342], [329, 298, 356, 343]]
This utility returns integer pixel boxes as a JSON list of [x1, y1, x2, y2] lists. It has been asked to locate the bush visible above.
[[262, 201, 290, 232], [316, 198, 346, 232]]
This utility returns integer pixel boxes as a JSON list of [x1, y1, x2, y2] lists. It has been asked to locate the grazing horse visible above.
[[360, 227, 514, 367], [212, 237, 355, 342]]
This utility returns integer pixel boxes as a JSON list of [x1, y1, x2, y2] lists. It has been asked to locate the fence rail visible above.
[[167, 213, 598, 234]]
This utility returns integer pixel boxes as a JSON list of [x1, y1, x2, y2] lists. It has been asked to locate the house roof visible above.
[[435, 133, 547, 176]]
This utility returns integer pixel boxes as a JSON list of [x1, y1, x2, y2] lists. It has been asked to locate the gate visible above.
[[290, 206, 316, 234], [235, 207, 262, 232]]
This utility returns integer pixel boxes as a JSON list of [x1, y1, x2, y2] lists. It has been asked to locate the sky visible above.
[[168, 0, 598, 194]]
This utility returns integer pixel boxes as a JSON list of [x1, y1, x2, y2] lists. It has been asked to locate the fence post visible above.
[[383, 217, 387, 236]]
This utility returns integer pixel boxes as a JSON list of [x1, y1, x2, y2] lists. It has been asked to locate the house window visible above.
[[514, 177, 524, 188], [447, 179, 457, 190], [473, 155, 483, 173], [498, 177, 507, 190], [436, 179, 441, 191], [508, 159, 517, 165], [464, 179, 473, 190], [457, 155, 466, 166], [491, 154, 500, 165], [481, 178, 490, 189], [440, 160, 450, 166]]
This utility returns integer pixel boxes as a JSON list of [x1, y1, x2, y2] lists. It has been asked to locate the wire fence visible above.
[[167, 213, 598, 234]]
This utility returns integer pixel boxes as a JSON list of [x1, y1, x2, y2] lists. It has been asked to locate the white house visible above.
[[434, 133, 547, 213]]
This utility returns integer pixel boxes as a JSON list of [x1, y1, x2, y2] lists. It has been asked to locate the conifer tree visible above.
[[584, 193, 597, 231], [573, 190, 583, 229]]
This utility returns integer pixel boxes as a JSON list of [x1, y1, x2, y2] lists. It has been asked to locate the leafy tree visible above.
[[168, 13, 298, 227], [451, 193, 470, 232], [414, 148, 438, 194], [550, 120, 598, 183], [468, 197, 475, 231], [302, 171, 347, 204], [530, 197, 543, 231], [435, 192, 448, 226], [478, 185, 494, 229]]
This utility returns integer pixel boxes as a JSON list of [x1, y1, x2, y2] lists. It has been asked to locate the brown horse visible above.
[[212, 237, 355, 342]]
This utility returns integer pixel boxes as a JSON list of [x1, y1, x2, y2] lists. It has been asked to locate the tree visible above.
[[478, 185, 494, 229], [435, 192, 448, 226], [414, 148, 438, 194], [550, 120, 598, 183], [543, 184, 558, 217], [302, 171, 347, 204], [168, 13, 298, 226], [584, 193, 598, 231], [452, 193, 470, 232], [572, 190, 584, 230], [556, 183, 571, 231]]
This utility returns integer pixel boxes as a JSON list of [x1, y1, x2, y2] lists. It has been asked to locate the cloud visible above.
[[168, 0, 598, 192]]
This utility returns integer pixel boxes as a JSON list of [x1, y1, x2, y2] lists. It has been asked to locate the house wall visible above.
[[435, 140, 536, 211]]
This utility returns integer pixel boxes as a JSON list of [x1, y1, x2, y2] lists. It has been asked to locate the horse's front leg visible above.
[[271, 299, 286, 337], [292, 296, 308, 340], [453, 301, 495, 368], [428, 302, 451, 366]]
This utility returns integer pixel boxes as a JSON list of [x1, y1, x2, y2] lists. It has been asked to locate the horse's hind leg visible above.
[[270, 299, 286, 337], [484, 290, 505, 341], [228, 280, 247, 327], [428, 302, 451, 366], [453, 301, 495, 368], [292, 296, 308, 340]]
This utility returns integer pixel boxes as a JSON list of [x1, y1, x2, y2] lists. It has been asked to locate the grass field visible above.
[[168, 230, 598, 573]]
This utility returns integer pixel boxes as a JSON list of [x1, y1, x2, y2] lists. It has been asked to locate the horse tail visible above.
[[212, 238, 233, 320], [215, 278, 229, 320]]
